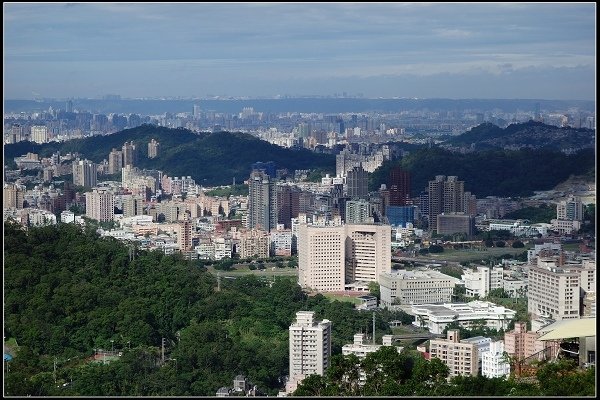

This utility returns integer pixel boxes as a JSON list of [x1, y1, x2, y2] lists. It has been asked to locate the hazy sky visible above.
[[3, 2, 596, 100]]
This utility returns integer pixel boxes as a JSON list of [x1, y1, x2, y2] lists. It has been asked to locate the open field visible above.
[[321, 292, 361, 305], [424, 246, 530, 263], [205, 264, 298, 278]]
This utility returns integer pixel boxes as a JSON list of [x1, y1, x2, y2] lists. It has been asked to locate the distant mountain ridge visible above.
[[443, 120, 595, 151]]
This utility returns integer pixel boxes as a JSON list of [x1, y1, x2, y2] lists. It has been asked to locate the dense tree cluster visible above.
[[4, 221, 394, 396], [292, 348, 595, 396]]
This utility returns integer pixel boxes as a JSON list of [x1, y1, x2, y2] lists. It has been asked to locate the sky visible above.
[[3, 2, 596, 100]]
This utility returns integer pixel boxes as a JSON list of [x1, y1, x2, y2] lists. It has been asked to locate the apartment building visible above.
[[527, 257, 582, 321], [287, 311, 332, 393], [85, 189, 114, 222], [481, 341, 510, 378], [461, 266, 504, 298], [504, 321, 553, 362], [429, 329, 478, 377]]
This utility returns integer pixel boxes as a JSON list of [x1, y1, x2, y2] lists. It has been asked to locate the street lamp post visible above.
[[111, 340, 114, 353]]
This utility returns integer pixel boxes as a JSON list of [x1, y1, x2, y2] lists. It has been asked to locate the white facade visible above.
[[411, 301, 517, 334], [27, 209, 57, 226], [289, 311, 331, 381], [341, 333, 400, 385], [30, 125, 49, 144], [270, 227, 292, 256], [461, 266, 503, 298], [481, 341, 510, 378], [379, 269, 458, 307]]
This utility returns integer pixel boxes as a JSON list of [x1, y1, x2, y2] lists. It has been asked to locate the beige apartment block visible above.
[[429, 329, 478, 377]]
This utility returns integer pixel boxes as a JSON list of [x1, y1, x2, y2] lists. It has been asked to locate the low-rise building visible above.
[[379, 269, 458, 307], [411, 301, 517, 334]]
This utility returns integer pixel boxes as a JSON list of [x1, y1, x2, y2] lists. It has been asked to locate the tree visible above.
[[368, 281, 380, 300], [511, 240, 524, 248]]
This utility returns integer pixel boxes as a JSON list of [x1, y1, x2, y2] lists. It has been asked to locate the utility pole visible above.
[[217, 271, 221, 292], [161, 337, 166, 364], [54, 357, 57, 383], [372, 312, 376, 345]]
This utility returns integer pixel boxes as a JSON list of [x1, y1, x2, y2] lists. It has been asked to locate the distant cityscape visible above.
[[3, 96, 596, 396]]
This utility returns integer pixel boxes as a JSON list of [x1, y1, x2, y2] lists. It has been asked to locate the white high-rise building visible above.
[[287, 311, 331, 392]]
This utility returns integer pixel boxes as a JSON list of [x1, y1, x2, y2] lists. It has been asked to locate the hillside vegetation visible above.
[[370, 147, 595, 198], [444, 121, 595, 151], [4, 125, 335, 186]]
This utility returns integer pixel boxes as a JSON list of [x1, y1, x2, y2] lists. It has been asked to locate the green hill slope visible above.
[[4, 126, 335, 185]]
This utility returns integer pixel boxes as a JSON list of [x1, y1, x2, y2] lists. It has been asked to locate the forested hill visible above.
[[369, 146, 595, 198], [3, 221, 390, 396], [443, 120, 595, 151], [3, 125, 336, 185]]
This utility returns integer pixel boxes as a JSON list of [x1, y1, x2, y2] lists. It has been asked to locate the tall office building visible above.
[[345, 224, 391, 283], [66, 100, 74, 113], [148, 139, 160, 158], [388, 167, 411, 206], [298, 224, 346, 292], [428, 175, 466, 230], [85, 189, 114, 222], [193, 104, 201, 119], [30, 125, 49, 144], [108, 148, 123, 174], [72, 159, 97, 187], [297, 223, 391, 292], [288, 311, 332, 381], [346, 166, 369, 199], [277, 185, 300, 229], [248, 170, 277, 232], [122, 141, 137, 167]]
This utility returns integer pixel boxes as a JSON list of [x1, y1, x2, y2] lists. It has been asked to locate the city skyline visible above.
[[4, 2, 596, 100]]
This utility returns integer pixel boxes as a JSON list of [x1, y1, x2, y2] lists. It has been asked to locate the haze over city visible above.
[[3, 2, 596, 100]]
